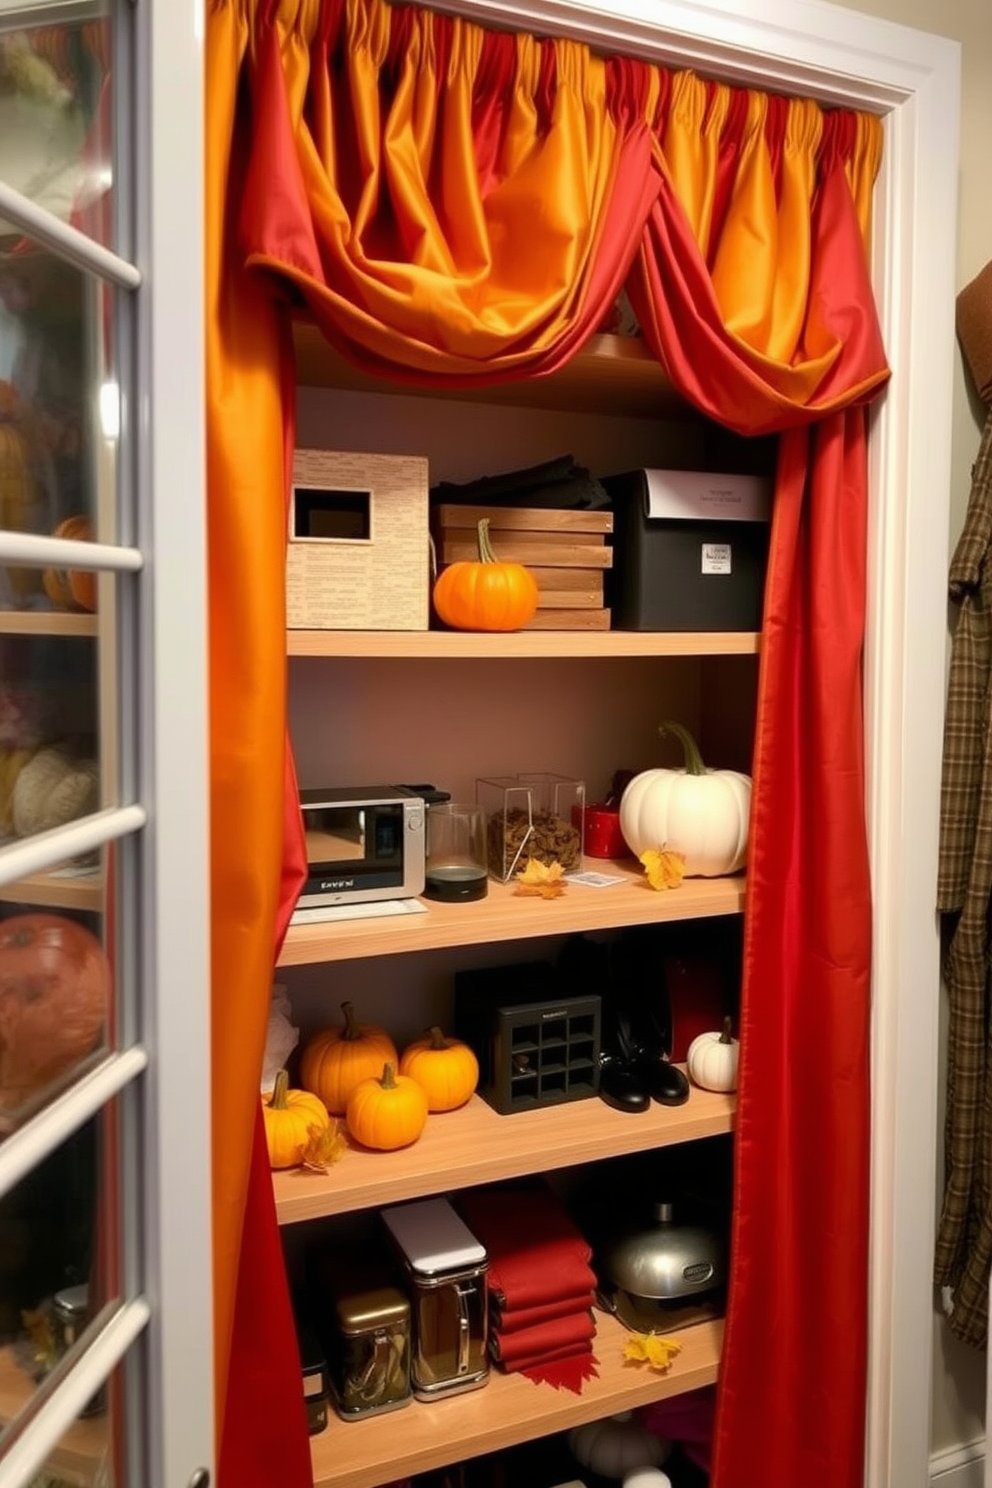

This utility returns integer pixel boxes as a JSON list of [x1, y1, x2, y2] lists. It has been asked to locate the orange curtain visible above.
[[206, 3, 890, 1484], [626, 89, 888, 1488]]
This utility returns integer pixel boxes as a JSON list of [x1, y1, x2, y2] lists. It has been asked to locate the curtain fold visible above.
[[205, 3, 889, 1485]]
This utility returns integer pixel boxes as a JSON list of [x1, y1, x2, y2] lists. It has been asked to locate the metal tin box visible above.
[[381, 1198, 490, 1401], [323, 1276, 412, 1420]]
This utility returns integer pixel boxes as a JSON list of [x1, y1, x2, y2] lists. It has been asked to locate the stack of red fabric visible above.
[[457, 1184, 598, 1393]]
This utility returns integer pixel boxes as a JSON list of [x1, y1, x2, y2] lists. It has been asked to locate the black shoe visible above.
[[641, 1056, 690, 1107], [559, 935, 651, 1114], [604, 931, 690, 1108]]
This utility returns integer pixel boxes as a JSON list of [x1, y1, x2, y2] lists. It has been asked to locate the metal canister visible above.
[[52, 1284, 105, 1417], [325, 1280, 412, 1420]]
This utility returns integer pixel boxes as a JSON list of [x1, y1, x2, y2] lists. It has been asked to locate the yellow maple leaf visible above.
[[640, 846, 686, 891], [622, 1332, 683, 1371], [514, 858, 567, 899], [299, 1120, 347, 1173]]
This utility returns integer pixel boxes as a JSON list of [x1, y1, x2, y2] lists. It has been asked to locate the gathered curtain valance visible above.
[[206, 2, 890, 1486]]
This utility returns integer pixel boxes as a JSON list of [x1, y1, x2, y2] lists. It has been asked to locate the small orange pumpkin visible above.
[[432, 518, 538, 633], [345, 1062, 428, 1151], [42, 515, 97, 612], [262, 1068, 330, 1170], [399, 1026, 479, 1112], [300, 1000, 398, 1115]]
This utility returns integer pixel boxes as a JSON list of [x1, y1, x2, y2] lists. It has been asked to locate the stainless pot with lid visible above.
[[595, 1200, 725, 1334]]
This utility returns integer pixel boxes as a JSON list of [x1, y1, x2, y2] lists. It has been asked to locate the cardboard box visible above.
[[603, 469, 771, 632], [288, 449, 430, 631]]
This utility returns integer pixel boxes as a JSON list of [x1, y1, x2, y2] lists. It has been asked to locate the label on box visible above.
[[701, 542, 732, 574], [644, 469, 772, 522]]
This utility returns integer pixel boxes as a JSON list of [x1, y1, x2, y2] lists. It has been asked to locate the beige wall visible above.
[[829, 0, 992, 1459]]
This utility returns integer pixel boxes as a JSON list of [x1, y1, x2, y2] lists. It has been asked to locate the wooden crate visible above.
[[433, 504, 613, 628]]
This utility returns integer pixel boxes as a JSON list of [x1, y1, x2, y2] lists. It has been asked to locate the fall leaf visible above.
[[622, 1332, 683, 1371], [514, 858, 567, 899], [640, 846, 686, 891], [299, 1120, 347, 1172]]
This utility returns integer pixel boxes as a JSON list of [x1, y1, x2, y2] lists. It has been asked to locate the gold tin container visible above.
[[326, 1279, 412, 1420]]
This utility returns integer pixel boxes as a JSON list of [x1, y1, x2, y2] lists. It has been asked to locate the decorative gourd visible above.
[[11, 744, 99, 838], [568, 1411, 668, 1479], [345, 1061, 428, 1151], [42, 515, 97, 613], [622, 1472, 672, 1488], [300, 1000, 398, 1115], [399, 1026, 479, 1112], [432, 518, 539, 633], [262, 1068, 330, 1170], [0, 913, 109, 1110], [619, 720, 751, 877], [686, 1016, 739, 1092]]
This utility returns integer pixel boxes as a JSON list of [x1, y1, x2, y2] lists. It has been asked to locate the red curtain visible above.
[[626, 104, 887, 1488]]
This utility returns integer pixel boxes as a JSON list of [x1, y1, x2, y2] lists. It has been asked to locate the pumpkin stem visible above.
[[427, 1026, 449, 1051], [477, 518, 500, 564], [659, 720, 706, 776], [720, 1016, 734, 1044], [271, 1069, 290, 1109], [341, 1001, 361, 1041], [380, 1062, 398, 1088]]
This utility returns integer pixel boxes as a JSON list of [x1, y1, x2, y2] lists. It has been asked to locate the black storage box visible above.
[[603, 468, 772, 631], [454, 960, 601, 1114]]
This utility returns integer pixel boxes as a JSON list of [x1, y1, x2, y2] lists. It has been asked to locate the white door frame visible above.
[[425, 2, 961, 1484]]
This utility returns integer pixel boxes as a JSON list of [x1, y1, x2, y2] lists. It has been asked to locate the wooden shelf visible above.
[[0, 868, 102, 912], [274, 1078, 734, 1225], [288, 629, 761, 659], [293, 324, 688, 421], [309, 1311, 722, 1488], [0, 1345, 105, 1485], [279, 864, 744, 967], [0, 610, 97, 637]]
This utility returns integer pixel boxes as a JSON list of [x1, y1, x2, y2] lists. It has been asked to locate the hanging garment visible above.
[[935, 408, 992, 1347]]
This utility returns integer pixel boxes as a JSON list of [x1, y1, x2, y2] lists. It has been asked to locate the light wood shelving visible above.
[[0, 611, 97, 637], [294, 324, 687, 421], [309, 1311, 723, 1488], [280, 863, 745, 967], [288, 628, 760, 659], [0, 868, 102, 912], [275, 1077, 734, 1225]]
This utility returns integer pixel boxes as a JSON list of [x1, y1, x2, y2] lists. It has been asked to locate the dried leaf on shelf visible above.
[[639, 846, 686, 891], [622, 1332, 683, 1371], [514, 859, 567, 898], [299, 1120, 347, 1173]]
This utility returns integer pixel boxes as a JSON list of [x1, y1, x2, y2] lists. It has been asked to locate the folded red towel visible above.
[[500, 1341, 599, 1393], [492, 1289, 597, 1333], [457, 1185, 596, 1310], [492, 1308, 595, 1364]]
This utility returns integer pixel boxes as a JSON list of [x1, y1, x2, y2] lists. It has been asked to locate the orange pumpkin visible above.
[[345, 1062, 428, 1151], [399, 1026, 479, 1112], [42, 515, 97, 612], [300, 1000, 398, 1115], [0, 913, 109, 1110], [432, 518, 538, 633], [262, 1069, 331, 1170]]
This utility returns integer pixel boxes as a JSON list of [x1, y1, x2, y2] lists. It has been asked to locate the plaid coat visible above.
[[935, 408, 992, 1347]]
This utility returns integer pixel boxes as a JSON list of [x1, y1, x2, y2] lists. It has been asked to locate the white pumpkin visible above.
[[568, 1411, 668, 1479], [619, 721, 751, 877], [687, 1016, 740, 1092], [623, 1472, 673, 1488]]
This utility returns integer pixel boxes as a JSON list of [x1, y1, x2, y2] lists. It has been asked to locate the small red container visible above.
[[580, 804, 630, 860]]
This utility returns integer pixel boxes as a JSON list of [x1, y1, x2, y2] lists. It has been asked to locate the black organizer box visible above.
[[453, 961, 600, 1114]]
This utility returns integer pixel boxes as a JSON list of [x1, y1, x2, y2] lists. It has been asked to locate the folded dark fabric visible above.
[[491, 1308, 596, 1364], [431, 455, 611, 511], [456, 1185, 596, 1310], [491, 1288, 597, 1333]]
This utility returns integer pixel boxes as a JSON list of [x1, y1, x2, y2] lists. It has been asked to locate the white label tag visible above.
[[702, 542, 732, 575]]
